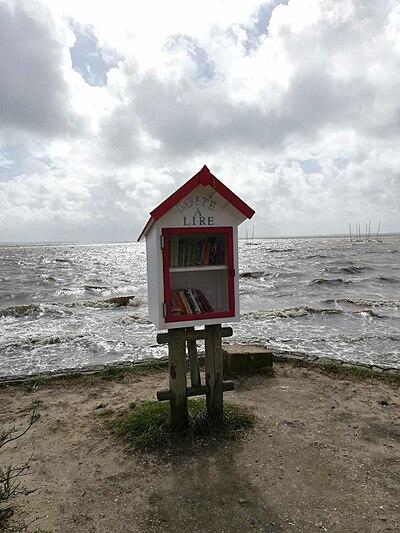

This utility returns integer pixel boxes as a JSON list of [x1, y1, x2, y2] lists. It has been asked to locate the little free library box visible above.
[[138, 165, 255, 330]]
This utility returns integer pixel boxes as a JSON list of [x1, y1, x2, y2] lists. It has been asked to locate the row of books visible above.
[[169, 237, 225, 267], [170, 289, 213, 316]]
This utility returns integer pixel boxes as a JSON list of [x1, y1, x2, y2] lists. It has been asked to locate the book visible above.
[[169, 237, 226, 267], [170, 289, 214, 316]]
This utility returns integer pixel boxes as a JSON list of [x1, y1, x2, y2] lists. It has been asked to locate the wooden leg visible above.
[[186, 327, 201, 388], [205, 324, 223, 425], [168, 329, 189, 433]]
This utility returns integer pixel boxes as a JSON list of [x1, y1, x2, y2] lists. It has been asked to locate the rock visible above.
[[239, 271, 264, 279], [104, 296, 138, 307], [223, 345, 274, 377]]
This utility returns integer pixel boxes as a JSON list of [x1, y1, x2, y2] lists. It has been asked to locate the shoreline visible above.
[[1, 346, 399, 386]]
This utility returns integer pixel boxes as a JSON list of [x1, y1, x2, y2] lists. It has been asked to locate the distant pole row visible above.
[[348, 221, 381, 242]]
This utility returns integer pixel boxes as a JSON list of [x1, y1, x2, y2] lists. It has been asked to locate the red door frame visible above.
[[162, 226, 235, 323]]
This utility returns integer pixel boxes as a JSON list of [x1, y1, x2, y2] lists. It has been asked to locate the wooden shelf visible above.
[[170, 265, 227, 273]]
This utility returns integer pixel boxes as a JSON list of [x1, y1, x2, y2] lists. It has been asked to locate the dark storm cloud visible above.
[[0, 1, 81, 136], [99, 62, 376, 164]]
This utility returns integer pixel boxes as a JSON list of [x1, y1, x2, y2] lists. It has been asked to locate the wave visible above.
[[0, 295, 141, 319], [323, 264, 370, 275], [352, 309, 386, 318], [243, 305, 389, 320], [54, 258, 72, 264], [310, 278, 353, 285], [84, 285, 109, 291], [313, 274, 399, 286], [67, 295, 141, 309], [3, 332, 86, 350], [323, 297, 400, 309], [0, 303, 42, 318], [243, 306, 343, 319], [264, 248, 294, 253], [376, 275, 399, 283]]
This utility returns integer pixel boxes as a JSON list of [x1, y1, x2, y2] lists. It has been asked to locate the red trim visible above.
[[162, 226, 235, 323], [138, 165, 255, 240]]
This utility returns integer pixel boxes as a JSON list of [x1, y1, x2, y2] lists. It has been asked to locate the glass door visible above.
[[162, 227, 235, 323]]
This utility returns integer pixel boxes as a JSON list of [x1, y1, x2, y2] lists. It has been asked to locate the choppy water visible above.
[[0, 236, 399, 377]]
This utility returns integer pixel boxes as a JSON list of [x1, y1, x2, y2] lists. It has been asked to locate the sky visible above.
[[0, 0, 399, 242]]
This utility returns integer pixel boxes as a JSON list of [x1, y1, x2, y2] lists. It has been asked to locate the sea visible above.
[[0, 236, 399, 378]]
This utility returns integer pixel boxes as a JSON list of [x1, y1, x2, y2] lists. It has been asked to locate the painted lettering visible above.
[[176, 196, 217, 213], [207, 216, 214, 225], [183, 216, 190, 226]]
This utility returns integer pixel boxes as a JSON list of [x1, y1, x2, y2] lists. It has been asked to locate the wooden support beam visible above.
[[186, 327, 201, 388], [167, 329, 189, 433], [205, 324, 224, 425], [157, 326, 232, 345], [157, 381, 234, 401]]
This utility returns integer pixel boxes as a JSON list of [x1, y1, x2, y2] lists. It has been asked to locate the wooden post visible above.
[[205, 324, 223, 425], [186, 327, 201, 388], [168, 329, 189, 433]]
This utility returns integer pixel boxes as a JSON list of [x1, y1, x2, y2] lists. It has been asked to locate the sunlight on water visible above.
[[0, 236, 399, 376]]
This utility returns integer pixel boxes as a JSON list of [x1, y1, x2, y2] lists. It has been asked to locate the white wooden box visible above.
[[138, 166, 255, 330]]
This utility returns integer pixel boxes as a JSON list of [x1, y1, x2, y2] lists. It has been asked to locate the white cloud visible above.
[[0, 0, 399, 241]]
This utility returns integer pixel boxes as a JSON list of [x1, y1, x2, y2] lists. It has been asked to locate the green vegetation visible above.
[[20, 376, 50, 392], [19, 398, 43, 413], [274, 355, 400, 386], [99, 361, 168, 381], [58, 371, 83, 381], [1, 360, 169, 390], [111, 399, 255, 452]]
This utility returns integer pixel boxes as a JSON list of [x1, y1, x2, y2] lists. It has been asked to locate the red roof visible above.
[[138, 165, 255, 241]]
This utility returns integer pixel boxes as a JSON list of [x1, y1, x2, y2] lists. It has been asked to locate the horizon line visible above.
[[1, 231, 399, 246]]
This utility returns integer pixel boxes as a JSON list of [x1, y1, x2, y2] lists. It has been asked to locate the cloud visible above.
[[0, 0, 399, 241], [0, 0, 81, 137]]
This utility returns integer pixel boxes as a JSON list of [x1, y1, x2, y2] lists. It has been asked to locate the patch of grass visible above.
[[21, 376, 51, 392], [57, 371, 83, 381], [99, 361, 169, 381], [100, 367, 127, 381], [274, 355, 400, 386], [19, 398, 43, 413], [111, 399, 255, 452], [1, 360, 169, 389]]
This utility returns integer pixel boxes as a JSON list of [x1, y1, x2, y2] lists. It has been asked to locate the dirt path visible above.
[[1, 363, 399, 533]]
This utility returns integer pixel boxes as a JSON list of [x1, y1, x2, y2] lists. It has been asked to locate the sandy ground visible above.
[[1, 363, 399, 533]]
